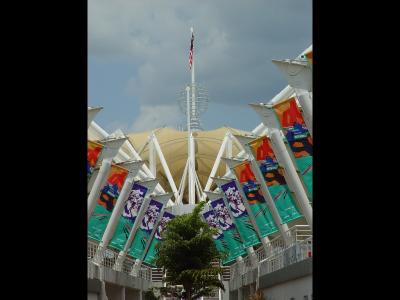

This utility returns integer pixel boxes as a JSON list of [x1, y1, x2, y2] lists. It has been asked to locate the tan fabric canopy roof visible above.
[[127, 127, 250, 204]]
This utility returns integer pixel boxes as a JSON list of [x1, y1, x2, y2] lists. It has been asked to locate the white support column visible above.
[[121, 287, 125, 300], [188, 133, 196, 204], [246, 153, 290, 245], [206, 191, 258, 268], [130, 193, 171, 276], [295, 89, 313, 137], [88, 107, 103, 128], [202, 133, 229, 201], [212, 176, 271, 257], [112, 179, 159, 271], [88, 137, 127, 220], [149, 136, 157, 176], [269, 129, 312, 228], [177, 158, 189, 205], [93, 160, 144, 265], [152, 134, 180, 202], [113, 196, 151, 272]]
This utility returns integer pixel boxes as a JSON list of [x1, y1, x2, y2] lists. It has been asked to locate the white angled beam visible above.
[[295, 89, 313, 137], [249, 104, 312, 228], [269, 129, 313, 228], [152, 134, 179, 202], [202, 133, 230, 200], [212, 176, 271, 257], [226, 134, 233, 174], [88, 107, 103, 128], [129, 193, 171, 276], [177, 158, 189, 205], [87, 136, 127, 220], [244, 146, 290, 245], [149, 136, 157, 176], [272, 59, 312, 92]]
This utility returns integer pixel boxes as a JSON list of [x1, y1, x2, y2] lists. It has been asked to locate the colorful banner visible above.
[[143, 211, 175, 266], [203, 210, 231, 265], [248, 136, 302, 223], [233, 162, 278, 237], [220, 180, 260, 248], [88, 164, 129, 242], [210, 198, 247, 264], [108, 183, 149, 251], [128, 199, 164, 260], [273, 97, 313, 200], [87, 141, 103, 181], [305, 50, 312, 65]]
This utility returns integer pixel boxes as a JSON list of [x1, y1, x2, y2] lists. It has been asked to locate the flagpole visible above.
[[188, 26, 196, 204]]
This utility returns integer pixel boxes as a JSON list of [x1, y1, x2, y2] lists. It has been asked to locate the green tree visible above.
[[154, 202, 225, 300]]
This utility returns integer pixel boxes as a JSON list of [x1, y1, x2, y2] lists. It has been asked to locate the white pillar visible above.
[[113, 195, 151, 272], [247, 154, 290, 245], [152, 134, 180, 202], [213, 176, 271, 258], [129, 194, 171, 276], [295, 90, 313, 137], [93, 160, 144, 265], [269, 129, 312, 228], [188, 133, 196, 204], [206, 190, 259, 267], [88, 137, 127, 220], [246, 246, 258, 267], [177, 158, 189, 204], [121, 287, 125, 300]]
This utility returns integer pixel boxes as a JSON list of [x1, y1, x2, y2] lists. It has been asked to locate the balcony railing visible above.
[[87, 240, 152, 281], [229, 225, 312, 282]]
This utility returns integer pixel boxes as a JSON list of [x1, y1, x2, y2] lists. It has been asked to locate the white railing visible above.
[[87, 240, 152, 281], [259, 237, 312, 276], [229, 225, 312, 281]]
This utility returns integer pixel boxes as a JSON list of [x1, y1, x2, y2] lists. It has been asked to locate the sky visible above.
[[88, 0, 312, 134]]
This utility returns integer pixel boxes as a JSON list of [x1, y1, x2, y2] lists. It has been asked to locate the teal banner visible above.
[[203, 210, 234, 265], [220, 180, 261, 248], [248, 136, 302, 223], [128, 199, 164, 260], [108, 183, 149, 251], [143, 211, 175, 266], [210, 198, 247, 265], [88, 165, 128, 242], [273, 97, 313, 201], [233, 162, 278, 237]]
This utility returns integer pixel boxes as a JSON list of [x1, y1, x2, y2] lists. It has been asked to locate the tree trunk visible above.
[[184, 284, 192, 300]]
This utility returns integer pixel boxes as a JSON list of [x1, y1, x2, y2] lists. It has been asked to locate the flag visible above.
[[189, 31, 194, 69]]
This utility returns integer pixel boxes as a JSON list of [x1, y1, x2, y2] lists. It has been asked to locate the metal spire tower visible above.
[[177, 27, 209, 205]]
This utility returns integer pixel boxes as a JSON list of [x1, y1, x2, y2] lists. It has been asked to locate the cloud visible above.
[[89, 0, 311, 130], [129, 105, 183, 132]]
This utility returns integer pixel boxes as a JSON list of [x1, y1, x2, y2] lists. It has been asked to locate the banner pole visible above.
[[92, 161, 143, 265], [87, 137, 127, 220], [269, 129, 313, 228]]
